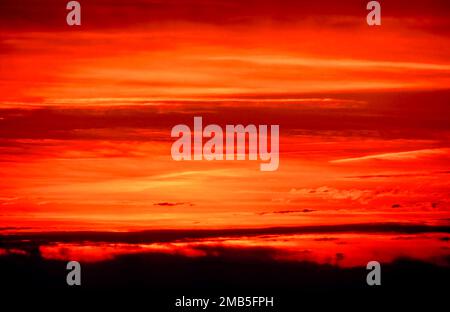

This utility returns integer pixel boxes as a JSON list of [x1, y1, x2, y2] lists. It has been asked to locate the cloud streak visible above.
[[330, 148, 450, 163]]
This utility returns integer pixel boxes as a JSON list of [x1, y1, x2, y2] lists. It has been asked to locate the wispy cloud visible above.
[[330, 148, 449, 163]]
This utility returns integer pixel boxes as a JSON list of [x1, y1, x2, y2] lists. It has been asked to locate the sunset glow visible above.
[[1, 0, 449, 274]]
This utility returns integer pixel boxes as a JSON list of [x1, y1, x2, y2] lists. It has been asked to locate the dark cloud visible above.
[[0, 226, 31, 231], [1, 0, 450, 32], [259, 209, 316, 215], [1, 245, 449, 302], [335, 252, 345, 262], [314, 237, 339, 242], [153, 202, 190, 207], [1, 90, 450, 142], [2, 222, 449, 246]]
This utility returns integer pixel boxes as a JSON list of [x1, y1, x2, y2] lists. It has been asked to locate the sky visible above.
[[0, 0, 449, 238]]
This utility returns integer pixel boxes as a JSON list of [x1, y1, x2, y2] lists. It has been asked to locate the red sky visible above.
[[0, 0, 449, 232]]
